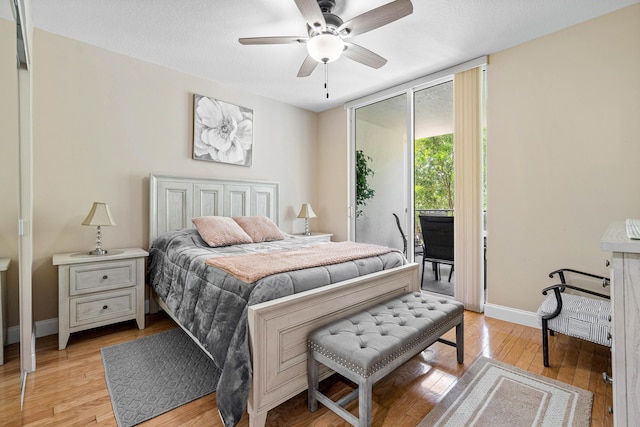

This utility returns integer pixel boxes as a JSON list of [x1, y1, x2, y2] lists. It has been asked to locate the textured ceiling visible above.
[[2, 0, 638, 112]]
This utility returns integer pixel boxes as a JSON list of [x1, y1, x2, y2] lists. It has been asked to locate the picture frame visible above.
[[193, 94, 253, 166]]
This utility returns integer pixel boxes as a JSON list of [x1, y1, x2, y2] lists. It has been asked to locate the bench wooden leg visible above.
[[307, 347, 319, 412], [358, 377, 373, 427]]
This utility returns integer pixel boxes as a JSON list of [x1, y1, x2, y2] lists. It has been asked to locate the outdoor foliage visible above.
[[355, 149, 375, 217], [414, 133, 454, 210]]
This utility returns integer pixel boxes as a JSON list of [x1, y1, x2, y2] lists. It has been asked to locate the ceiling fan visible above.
[[238, 0, 413, 78]]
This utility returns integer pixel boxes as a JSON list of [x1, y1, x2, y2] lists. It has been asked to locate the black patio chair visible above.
[[419, 215, 454, 283]]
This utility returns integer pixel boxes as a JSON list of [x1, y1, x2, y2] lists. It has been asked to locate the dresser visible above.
[[600, 222, 640, 426], [53, 248, 148, 350]]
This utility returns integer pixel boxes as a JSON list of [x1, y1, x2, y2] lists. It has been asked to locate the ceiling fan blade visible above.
[[239, 36, 307, 45], [297, 55, 319, 77], [293, 0, 326, 31], [343, 43, 387, 69], [338, 0, 413, 38]]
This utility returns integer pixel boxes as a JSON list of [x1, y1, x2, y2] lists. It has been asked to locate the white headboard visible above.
[[149, 174, 279, 242]]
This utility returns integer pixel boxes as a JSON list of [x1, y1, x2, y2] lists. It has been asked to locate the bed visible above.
[[146, 174, 420, 427]]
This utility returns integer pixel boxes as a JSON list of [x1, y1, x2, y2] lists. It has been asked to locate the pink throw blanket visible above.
[[205, 241, 397, 283]]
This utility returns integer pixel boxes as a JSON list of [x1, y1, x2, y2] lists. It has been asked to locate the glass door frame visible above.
[[347, 74, 455, 260]]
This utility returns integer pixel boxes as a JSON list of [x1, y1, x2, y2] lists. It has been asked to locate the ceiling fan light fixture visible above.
[[307, 33, 344, 63]]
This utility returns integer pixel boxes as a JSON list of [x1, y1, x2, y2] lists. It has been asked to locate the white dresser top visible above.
[[601, 221, 640, 253], [53, 247, 148, 265]]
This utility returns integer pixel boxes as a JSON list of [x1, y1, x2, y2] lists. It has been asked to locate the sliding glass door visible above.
[[414, 80, 454, 216], [348, 60, 487, 308], [353, 94, 409, 254], [414, 80, 455, 295]]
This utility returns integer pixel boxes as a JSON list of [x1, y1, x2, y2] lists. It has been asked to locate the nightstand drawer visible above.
[[70, 259, 137, 295], [69, 289, 136, 327]]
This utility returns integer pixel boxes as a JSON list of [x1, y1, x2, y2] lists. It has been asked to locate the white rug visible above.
[[418, 357, 593, 427]]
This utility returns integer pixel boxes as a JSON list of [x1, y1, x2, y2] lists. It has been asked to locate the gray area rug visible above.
[[101, 328, 220, 427], [418, 356, 593, 427]]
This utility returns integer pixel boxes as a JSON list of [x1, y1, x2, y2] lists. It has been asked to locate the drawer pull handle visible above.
[[602, 372, 613, 384], [608, 406, 613, 414], [103, 305, 108, 310], [102, 275, 108, 280], [605, 260, 610, 267]]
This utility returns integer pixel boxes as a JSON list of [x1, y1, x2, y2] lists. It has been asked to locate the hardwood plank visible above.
[[0, 310, 611, 426]]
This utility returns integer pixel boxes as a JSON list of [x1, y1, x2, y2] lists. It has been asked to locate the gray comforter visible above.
[[146, 228, 405, 426]]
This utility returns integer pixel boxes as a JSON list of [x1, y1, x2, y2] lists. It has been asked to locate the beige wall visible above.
[[486, 4, 640, 312], [27, 31, 318, 323], [316, 105, 348, 241], [317, 4, 640, 316], [0, 19, 20, 328], [3, 3, 639, 330]]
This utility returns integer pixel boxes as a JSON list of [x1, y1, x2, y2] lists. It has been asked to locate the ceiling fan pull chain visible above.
[[325, 62, 329, 99]]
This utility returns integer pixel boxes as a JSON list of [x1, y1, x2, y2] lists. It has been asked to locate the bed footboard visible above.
[[246, 262, 420, 426]]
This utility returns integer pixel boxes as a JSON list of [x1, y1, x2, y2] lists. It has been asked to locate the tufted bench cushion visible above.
[[307, 292, 464, 427]]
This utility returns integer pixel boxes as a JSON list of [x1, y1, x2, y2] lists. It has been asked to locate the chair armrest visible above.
[[548, 268, 610, 287]]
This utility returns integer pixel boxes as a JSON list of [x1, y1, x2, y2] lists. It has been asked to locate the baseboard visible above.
[[7, 324, 19, 345], [7, 301, 537, 344], [6, 299, 153, 345], [484, 303, 541, 329]]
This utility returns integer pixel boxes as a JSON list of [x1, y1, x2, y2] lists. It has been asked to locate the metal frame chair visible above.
[[538, 268, 611, 367], [392, 213, 423, 258]]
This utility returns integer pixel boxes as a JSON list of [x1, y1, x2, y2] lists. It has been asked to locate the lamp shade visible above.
[[82, 202, 116, 226], [307, 33, 344, 63], [297, 203, 317, 219]]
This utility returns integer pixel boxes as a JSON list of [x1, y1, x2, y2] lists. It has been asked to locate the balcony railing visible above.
[[415, 209, 454, 217]]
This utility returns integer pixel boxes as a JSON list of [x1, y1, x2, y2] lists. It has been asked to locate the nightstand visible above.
[[0, 258, 9, 365], [292, 232, 333, 242], [53, 248, 148, 350]]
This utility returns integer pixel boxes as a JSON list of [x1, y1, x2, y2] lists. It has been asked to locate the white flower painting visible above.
[[193, 94, 253, 166]]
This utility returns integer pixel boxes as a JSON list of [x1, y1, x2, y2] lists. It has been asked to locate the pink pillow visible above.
[[233, 216, 285, 243], [192, 216, 253, 247]]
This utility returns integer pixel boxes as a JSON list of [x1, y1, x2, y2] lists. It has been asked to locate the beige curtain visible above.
[[453, 67, 484, 312]]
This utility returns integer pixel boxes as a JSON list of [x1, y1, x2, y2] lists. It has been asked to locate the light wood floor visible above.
[[0, 310, 612, 426]]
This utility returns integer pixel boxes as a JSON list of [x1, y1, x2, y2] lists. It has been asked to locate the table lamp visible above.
[[297, 203, 317, 236], [82, 202, 116, 255]]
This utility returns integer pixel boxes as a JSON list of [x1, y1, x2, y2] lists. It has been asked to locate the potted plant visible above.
[[355, 149, 375, 217]]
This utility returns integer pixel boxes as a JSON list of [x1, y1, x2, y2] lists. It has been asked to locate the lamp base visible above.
[[89, 248, 108, 255]]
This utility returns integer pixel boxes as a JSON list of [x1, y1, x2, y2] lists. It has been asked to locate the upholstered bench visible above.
[[307, 292, 464, 427]]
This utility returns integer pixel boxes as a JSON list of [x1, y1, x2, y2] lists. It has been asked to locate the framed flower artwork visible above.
[[193, 94, 253, 166]]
